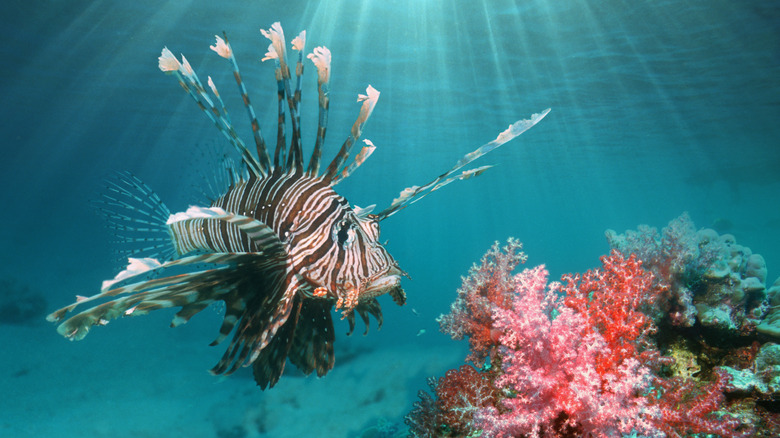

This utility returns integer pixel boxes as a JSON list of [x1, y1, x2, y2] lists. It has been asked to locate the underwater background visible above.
[[1, 0, 778, 436]]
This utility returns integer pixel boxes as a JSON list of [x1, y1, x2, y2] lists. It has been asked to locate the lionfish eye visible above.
[[334, 219, 356, 248]]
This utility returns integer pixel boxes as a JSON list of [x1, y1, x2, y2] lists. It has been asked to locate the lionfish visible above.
[[48, 22, 549, 389]]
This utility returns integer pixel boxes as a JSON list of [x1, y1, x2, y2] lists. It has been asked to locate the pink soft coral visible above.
[[438, 238, 527, 365], [475, 260, 661, 437]]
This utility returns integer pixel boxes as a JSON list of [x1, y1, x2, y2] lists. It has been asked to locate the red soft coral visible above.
[[560, 250, 666, 375], [650, 368, 747, 438], [435, 365, 499, 435]]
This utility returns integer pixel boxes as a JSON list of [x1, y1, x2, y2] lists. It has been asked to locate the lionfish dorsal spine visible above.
[[373, 108, 552, 221], [211, 32, 272, 174], [306, 46, 331, 176], [322, 85, 380, 183], [333, 139, 376, 184], [158, 47, 264, 179], [261, 23, 306, 175], [285, 30, 306, 173]]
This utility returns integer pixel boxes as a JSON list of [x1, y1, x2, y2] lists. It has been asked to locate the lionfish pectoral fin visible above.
[[48, 252, 285, 342], [374, 108, 551, 220]]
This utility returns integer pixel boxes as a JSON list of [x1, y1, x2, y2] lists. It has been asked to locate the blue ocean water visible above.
[[0, 0, 778, 436]]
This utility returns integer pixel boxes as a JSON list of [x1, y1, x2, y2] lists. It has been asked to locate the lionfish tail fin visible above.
[[375, 108, 551, 220], [92, 171, 175, 262]]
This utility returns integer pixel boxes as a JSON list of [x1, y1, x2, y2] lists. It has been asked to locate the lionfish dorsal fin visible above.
[[158, 48, 265, 178], [210, 33, 272, 174], [323, 85, 380, 183], [374, 108, 551, 221], [160, 23, 382, 182]]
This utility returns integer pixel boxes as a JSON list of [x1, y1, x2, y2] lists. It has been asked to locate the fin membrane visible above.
[[93, 171, 175, 262]]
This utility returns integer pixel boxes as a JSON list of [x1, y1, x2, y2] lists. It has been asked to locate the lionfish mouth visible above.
[[361, 265, 407, 299]]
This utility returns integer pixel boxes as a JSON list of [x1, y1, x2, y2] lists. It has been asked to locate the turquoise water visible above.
[[1, 0, 778, 436]]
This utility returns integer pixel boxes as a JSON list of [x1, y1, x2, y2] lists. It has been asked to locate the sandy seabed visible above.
[[1, 314, 462, 437]]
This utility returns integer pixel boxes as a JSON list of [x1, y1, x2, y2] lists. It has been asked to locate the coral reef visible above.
[[758, 277, 780, 338], [605, 214, 780, 435], [406, 364, 499, 437], [605, 212, 770, 335], [406, 214, 780, 436]]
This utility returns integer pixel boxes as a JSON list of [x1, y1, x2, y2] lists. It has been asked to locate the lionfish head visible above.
[[291, 187, 407, 312]]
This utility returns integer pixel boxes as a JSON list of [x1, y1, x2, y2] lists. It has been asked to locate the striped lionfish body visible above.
[[48, 22, 549, 389]]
